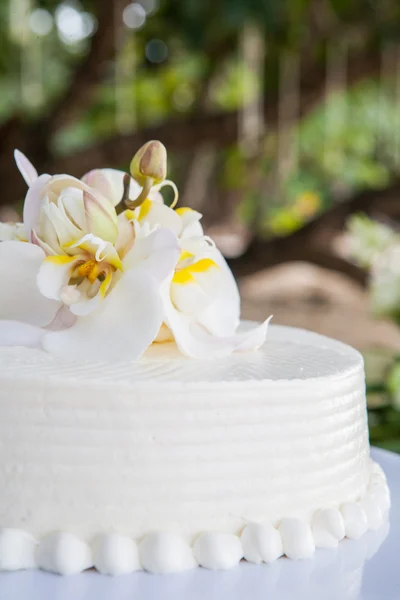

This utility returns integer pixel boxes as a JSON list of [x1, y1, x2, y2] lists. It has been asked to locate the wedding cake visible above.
[[0, 143, 390, 575]]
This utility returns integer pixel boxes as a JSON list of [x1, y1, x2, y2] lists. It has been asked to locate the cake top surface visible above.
[[0, 324, 363, 386]]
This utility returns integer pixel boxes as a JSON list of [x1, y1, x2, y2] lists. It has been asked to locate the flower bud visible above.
[[130, 141, 167, 187], [83, 191, 118, 244]]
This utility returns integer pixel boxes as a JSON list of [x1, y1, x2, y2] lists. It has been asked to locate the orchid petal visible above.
[[0, 222, 27, 242], [69, 271, 113, 317], [175, 207, 203, 239], [0, 241, 61, 326], [124, 227, 180, 283], [127, 200, 182, 236], [23, 173, 51, 242], [196, 248, 240, 336], [45, 201, 82, 247], [162, 280, 270, 358], [115, 212, 135, 259], [31, 230, 57, 256], [59, 186, 86, 230], [0, 320, 44, 348], [43, 267, 164, 361], [67, 234, 123, 270], [14, 150, 38, 187], [83, 190, 118, 243], [171, 258, 221, 315], [37, 255, 81, 301], [82, 169, 164, 206]]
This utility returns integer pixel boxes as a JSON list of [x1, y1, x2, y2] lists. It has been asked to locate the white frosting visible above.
[[35, 533, 92, 575], [241, 523, 283, 563], [0, 529, 36, 571], [312, 508, 345, 548], [139, 532, 196, 573], [279, 519, 315, 559], [0, 324, 390, 574], [340, 503, 368, 540], [193, 533, 243, 570], [92, 534, 141, 575]]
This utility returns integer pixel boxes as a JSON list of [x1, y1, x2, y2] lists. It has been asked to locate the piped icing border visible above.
[[0, 461, 390, 575]]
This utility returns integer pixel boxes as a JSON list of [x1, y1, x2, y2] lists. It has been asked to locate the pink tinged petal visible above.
[[82, 168, 164, 206], [0, 320, 44, 348], [46, 305, 77, 331], [43, 267, 164, 361], [23, 173, 51, 242], [14, 149, 38, 187], [196, 249, 240, 336], [0, 241, 61, 326], [37, 255, 81, 301], [83, 191, 118, 243], [123, 227, 180, 283], [31, 230, 57, 256], [81, 169, 115, 201]]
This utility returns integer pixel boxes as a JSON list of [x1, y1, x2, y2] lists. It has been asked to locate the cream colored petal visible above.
[[0, 241, 61, 327], [43, 267, 164, 361], [115, 212, 135, 259], [83, 190, 118, 243], [60, 187, 86, 230]]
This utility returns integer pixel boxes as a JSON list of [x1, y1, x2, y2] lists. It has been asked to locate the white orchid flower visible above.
[[0, 151, 181, 361], [84, 168, 270, 358]]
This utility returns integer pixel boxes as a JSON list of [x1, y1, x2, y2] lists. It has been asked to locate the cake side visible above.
[[0, 326, 390, 574]]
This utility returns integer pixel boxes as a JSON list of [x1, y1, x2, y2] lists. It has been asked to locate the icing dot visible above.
[[312, 508, 345, 548], [358, 497, 384, 531], [139, 533, 196, 574], [0, 529, 37, 571], [36, 532, 92, 575], [340, 502, 368, 539], [241, 523, 283, 564], [193, 533, 243, 570], [92, 534, 141, 575], [279, 519, 315, 559]]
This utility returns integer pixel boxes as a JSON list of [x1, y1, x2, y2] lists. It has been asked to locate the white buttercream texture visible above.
[[241, 523, 283, 564]]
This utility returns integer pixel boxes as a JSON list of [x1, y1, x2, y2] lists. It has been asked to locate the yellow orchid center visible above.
[[173, 256, 219, 285]]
